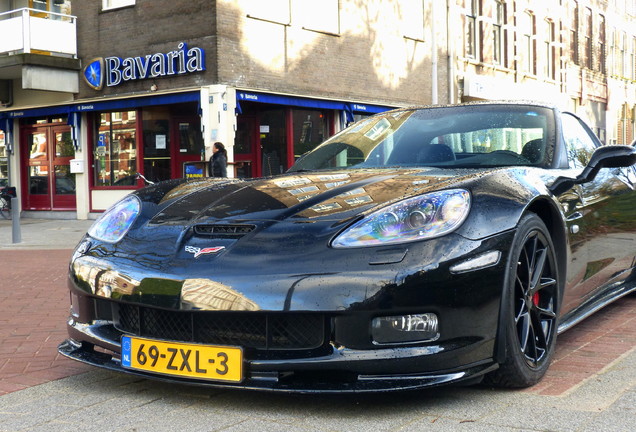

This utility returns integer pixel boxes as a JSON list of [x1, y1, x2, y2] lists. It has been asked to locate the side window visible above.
[[561, 113, 598, 169]]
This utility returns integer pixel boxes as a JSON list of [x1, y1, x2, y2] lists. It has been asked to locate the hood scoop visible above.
[[193, 224, 256, 239]]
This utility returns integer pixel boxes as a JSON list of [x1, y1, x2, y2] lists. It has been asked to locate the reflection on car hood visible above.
[[149, 168, 495, 226]]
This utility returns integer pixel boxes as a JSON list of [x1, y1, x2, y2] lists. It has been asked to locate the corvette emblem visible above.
[[185, 245, 225, 258]]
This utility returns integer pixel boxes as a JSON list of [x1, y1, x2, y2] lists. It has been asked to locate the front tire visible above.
[[487, 213, 559, 388]]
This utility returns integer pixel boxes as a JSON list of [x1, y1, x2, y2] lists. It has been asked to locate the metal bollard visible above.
[[11, 197, 21, 244]]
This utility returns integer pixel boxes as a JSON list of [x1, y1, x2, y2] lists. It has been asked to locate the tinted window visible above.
[[290, 105, 555, 172], [561, 113, 598, 169]]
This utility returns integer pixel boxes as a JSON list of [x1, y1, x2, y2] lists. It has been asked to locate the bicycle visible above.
[[0, 186, 16, 220]]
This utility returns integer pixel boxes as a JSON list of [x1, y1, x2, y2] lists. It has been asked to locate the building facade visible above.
[[0, 0, 634, 219]]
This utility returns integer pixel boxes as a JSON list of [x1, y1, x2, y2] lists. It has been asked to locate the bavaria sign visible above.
[[83, 42, 205, 90]]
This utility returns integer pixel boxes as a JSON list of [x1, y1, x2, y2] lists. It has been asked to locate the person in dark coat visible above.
[[209, 142, 228, 177]]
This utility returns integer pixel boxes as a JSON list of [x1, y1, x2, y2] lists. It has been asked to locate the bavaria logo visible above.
[[83, 58, 104, 90], [82, 42, 205, 91]]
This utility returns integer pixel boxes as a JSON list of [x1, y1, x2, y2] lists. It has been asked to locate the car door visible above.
[[559, 113, 636, 317]]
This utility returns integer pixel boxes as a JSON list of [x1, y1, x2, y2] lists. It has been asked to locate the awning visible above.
[[73, 91, 200, 113], [3, 91, 201, 119], [236, 91, 393, 119]]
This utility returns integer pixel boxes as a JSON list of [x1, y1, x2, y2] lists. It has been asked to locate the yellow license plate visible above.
[[121, 336, 243, 382]]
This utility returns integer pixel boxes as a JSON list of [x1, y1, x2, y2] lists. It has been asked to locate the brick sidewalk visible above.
[[0, 248, 634, 396], [528, 293, 636, 396], [0, 250, 90, 395]]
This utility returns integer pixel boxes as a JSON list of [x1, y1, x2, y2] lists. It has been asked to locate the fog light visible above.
[[371, 313, 439, 344]]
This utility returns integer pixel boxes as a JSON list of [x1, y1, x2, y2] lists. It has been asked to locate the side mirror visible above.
[[550, 145, 636, 195]]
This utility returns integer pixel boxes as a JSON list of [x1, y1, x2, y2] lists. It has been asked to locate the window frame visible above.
[[465, 0, 479, 60], [102, 0, 135, 12]]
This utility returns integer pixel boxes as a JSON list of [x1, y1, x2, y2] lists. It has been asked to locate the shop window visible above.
[[293, 109, 329, 161], [94, 111, 137, 187], [24, 116, 67, 125], [0, 131, 7, 187]]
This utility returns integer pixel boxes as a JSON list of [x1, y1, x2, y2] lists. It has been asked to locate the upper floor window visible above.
[[465, 0, 479, 59], [522, 11, 536, 75], [102, 0, 135, 11], [246, 0, 290, 25], [545, 19, 557, 80], [493, 0, 504, 65], [402, 0, 425, 42], [598, 15, 606, 73], [620, 31, 627, 78], [30, 0, 72, 18], [569, 0, 579, 64], [584, 7, 593, 69], [297, 0, 339, 35], [632, 37, 636, 80]]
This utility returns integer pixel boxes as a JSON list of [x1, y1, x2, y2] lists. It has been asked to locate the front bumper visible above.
[[59, 319, 498, 393], [62, 227, 514, 392]]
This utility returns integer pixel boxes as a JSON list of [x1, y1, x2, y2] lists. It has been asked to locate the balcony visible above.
[[0, 8, 80, 95]]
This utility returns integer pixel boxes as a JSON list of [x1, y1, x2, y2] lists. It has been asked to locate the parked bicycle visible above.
[[0, 186, 16, 220]]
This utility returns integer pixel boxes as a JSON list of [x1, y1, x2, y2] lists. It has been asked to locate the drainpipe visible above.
[[430, 0, 438, 104], [447, 0, 454, 104]]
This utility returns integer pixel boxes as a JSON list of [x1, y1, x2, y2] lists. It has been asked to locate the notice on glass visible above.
[[156, 135, 166, 149]]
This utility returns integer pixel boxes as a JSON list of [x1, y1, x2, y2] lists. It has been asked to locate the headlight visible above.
[[331, 189, 470, 248], [88, 195, 141, 243]]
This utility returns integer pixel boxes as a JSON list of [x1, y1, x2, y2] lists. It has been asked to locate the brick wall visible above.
[[74, 0, 218, 99], [213, 0, 445, 107]]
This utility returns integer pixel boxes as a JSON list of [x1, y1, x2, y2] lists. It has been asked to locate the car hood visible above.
[[74, 167, 543, 311], [147, 168, 493, 226]]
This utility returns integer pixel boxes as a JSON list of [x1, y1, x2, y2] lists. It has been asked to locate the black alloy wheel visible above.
[[487, 213, 559, 388]]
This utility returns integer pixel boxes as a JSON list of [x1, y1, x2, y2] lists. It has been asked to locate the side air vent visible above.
[[193, 224, 256, 238]]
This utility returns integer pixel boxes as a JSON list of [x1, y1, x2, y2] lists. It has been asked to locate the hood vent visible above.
[[193, 224, 256, 239]]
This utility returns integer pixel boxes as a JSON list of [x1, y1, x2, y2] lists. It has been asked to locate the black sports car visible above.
[[59, 102, 636, 392]]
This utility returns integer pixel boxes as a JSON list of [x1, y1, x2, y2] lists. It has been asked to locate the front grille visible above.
[[193, 224, 255, 239], [114, 303, 326, 350]]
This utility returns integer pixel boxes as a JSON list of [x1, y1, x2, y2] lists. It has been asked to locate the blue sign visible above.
[[185, 163, 204, 178], [82, 43, 205, 90]]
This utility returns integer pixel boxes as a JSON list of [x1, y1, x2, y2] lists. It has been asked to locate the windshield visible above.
[[290, 104, 555, 172]]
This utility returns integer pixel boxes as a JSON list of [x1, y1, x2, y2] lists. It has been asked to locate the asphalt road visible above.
[[0, 219, 634, 431]]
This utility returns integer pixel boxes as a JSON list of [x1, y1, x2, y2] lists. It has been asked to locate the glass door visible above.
[[235, 116, 259, 178], [23, 125, 76, 210], [172, 117, 204, 177], [141, 107, 171, 183]]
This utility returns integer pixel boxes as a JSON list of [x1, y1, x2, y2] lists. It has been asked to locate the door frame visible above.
[[21, 124, 76, 211]]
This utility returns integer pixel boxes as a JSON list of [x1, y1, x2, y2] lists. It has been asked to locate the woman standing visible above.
[[209, 142, 228, 177]]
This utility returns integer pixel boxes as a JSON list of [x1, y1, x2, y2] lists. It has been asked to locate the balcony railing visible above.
[[0, 8, 77, 58]]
